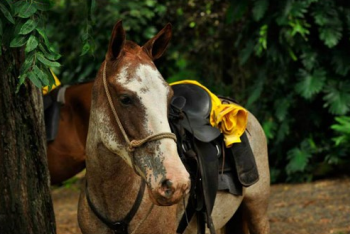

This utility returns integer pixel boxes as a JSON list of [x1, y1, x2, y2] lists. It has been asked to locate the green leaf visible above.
[[286, 147, 312, 174], [38, 44, 61, 60], [17, 74, 27, 90], [301, 51, 318, 71], [289, 1, 308, 18], [25, 35, 38, 53], [331, 116, 350, 135], [323, 81, 350, 115], [238, 40, 254, 65], [20, 52, 35, 74], [18, 2, 37, 18], [0, 3, 15, 24], [252, 0, 269, 21], [37, 53, 61, 67], [27, 70, 42, 88], [10, 36, 27, 47], [33, 65, 49, 85], [87, 0, 96, 22], [33, 0, 54, 11], [19, 19, 38, 35], [13, 1, 27, 15], [295, 68, 326, 99], [274, 97, 291, 121], [262, 119, 277, 142], [246, 80, 263, 107], [319, 27, 342, 48], [36, 28, 51, 48], [4, 0, 13, 10], [226, 1, 248, 23], [80, 42, 90, 56], [331, 52, 350, 76], [276, 121, 290, 143]]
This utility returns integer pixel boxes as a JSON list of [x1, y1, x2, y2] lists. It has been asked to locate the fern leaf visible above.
[[274, 97, 292, 121], [295, 68, 326, 99], [289, 1, 309, 18], [252, 0, 269, 21], [301, 51, 318, 71], [331, 52, 350, 76], [319, 26, 342, 48], [323, 81, 350, 115], [286, 147, 312, 174]]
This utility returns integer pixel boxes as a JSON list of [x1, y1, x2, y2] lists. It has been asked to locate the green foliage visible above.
[[160, 0, 350, 182], [219, 0, 350, 182], [331, 116, 350, 147], [0, 0, 60, 91], [45, 0, 167, 83]]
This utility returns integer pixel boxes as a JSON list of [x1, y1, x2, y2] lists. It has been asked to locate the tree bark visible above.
[[0, 47, 56, 233]]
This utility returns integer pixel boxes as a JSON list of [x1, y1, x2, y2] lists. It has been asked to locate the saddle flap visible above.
[[230, 132, 259, 186], [171, 83, 221, 142]]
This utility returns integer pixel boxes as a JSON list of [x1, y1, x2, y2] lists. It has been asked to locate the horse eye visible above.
[[119, 95, 133, 106]]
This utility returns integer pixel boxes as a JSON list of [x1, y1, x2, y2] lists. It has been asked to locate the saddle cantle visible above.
[[169, 82, 259, 234]]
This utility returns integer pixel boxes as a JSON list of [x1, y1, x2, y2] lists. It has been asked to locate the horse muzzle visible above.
[[149, 176, 190, 206]]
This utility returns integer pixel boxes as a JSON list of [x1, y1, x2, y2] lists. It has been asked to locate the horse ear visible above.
[[143, 23, 172, 60], [106, 20, 126, 60]]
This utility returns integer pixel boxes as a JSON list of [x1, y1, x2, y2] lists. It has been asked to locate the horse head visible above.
[[90, 21, 190, 206]]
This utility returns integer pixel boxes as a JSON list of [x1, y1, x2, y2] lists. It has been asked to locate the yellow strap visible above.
[[42, 69, 61, 95], [170, 80, 248, 147]]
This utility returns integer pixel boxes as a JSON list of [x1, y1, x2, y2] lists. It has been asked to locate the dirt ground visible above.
[[52, 176, 350, 234]]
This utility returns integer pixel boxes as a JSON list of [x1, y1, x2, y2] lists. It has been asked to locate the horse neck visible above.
[[64, 82, 93, 146], [85, 132, 143, 221]]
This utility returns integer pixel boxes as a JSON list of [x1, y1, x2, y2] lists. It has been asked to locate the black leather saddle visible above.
[[171, 84, 221, 142], [169, 83, 259, 234]]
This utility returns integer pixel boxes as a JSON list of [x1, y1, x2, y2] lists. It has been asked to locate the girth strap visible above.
[[86, 179, 146, 234]]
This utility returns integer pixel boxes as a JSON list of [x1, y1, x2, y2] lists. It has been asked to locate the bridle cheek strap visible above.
[[102, 61, 177, 166]]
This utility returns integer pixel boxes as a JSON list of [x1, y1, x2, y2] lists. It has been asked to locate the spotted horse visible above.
[[78, 21, 270, 234]]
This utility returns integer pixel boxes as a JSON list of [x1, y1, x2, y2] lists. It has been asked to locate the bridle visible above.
[[102, 61, 177, 172], [86, 61, 177, 234]]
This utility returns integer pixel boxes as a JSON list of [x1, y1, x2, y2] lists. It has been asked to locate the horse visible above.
[[46, 81, 93, 184], [77, 21, 270, 234]]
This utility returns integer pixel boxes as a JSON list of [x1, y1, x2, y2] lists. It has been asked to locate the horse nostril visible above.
[[162, 179, 173, 188], [161, 179, 174, 198]]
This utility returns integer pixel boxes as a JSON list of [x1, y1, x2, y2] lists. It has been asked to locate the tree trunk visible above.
[[0, 47, 56, 233]]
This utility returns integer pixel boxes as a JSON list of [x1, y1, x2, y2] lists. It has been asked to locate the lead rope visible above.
[[102, 61, 177, 152]]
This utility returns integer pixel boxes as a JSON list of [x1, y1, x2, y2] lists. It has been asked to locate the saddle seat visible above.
[[171, 83, 221, 142]]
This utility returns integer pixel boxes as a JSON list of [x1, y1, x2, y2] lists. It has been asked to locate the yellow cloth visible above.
[[170, 80, 248, 147], [42, 69, 61, 95]]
